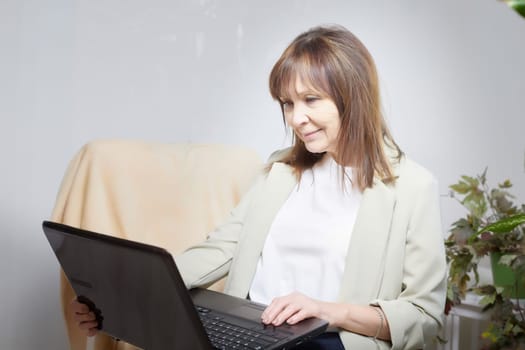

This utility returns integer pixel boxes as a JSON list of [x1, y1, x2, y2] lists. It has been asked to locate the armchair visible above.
[[50, 139, 263, 350]]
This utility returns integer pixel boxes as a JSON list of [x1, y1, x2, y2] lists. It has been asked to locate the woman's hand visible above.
[[71, 298, 99, 337], [261, 291, 336, 327], [261, 292, 391, 341]]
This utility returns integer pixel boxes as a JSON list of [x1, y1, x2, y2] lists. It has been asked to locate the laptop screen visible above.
[[43, 221, 212, 349]]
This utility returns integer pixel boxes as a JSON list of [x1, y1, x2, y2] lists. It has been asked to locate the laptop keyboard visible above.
[[196, 306, 291, 350]]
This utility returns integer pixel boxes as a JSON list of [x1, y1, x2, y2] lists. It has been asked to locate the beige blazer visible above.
[[175, 151, 447, 350]]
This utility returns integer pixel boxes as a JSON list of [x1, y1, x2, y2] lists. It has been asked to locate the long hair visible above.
[[269, 25, 402, 191]]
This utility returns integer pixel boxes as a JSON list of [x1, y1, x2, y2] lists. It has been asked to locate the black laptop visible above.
[[42, 221, 328, 350]]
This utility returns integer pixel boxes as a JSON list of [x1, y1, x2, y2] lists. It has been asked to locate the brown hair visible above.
[[269, 25, 402, 191]]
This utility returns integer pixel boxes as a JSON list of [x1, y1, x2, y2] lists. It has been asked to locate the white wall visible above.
[[2, 0, 524, 348]]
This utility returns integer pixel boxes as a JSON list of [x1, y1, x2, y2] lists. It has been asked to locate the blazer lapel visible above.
[[225, 163, 297, 297], [338, 178, 396, 303], [226, 161, 398, 302]]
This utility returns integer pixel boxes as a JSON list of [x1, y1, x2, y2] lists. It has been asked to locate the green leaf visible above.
[[466, 213, 525, 244], [498, 179, 513, 189], [503, 320, 514, 334], [482, 324, 499, 343], [449, 181, 471, 194], [479, 293, 496, 307], [463, 191, 487, 219], [504, 0, 525, 18], [461, 175, 479, 187], [477, 213, 525, 234], [512, 324, 524, 335]]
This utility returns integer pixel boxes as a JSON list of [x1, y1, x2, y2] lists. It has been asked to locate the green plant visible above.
[[502, 0, 525, 18], [445, 169, 525, 349]]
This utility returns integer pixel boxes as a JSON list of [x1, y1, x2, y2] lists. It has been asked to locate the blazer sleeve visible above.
[[371, 175, 447, 349], [174, 172, 266, 289], [174, 148, 289, 289]]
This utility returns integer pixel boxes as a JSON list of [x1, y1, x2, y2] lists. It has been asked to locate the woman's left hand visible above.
[[261, 292, 390, 340], [261, 291, 329, 326]]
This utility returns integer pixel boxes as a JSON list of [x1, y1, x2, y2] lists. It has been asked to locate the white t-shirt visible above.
[[248, 155, 362, 304]]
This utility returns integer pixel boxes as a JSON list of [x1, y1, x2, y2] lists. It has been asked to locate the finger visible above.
[[79, 320, 99, 331], [74, 311, 96, 324], [86, 327, 99, 337], [272, 305, 300, 326], [262, 298, 288, 324], [71, 300, 90, 314], [286, 309, 310, 325], [74, 311, 96, 323]]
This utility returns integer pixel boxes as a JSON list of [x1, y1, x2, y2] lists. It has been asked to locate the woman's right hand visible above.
[[71, 298, 99, 337]]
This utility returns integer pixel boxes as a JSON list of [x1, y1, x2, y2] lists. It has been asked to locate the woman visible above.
[[73, 25, 446, 349]]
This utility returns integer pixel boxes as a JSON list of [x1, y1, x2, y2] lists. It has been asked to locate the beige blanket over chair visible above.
[[50, 140, 262, 350]]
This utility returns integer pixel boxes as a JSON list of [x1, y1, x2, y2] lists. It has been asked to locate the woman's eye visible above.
[[305, 96, 319, 104]]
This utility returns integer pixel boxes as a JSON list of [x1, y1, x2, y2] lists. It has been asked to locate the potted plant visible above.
[[445, 169, 525, 349]]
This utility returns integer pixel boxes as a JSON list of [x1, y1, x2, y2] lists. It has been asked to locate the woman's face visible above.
[[282, 77, 341, 157]]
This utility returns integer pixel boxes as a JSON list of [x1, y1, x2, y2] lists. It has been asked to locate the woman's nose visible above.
[[288, 104, 309, 127]]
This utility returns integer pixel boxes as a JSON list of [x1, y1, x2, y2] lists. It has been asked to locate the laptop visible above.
[[42, 221, 328, 350]]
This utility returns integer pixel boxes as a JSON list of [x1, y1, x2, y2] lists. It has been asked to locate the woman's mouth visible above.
[[302, 129, 321, 140]]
